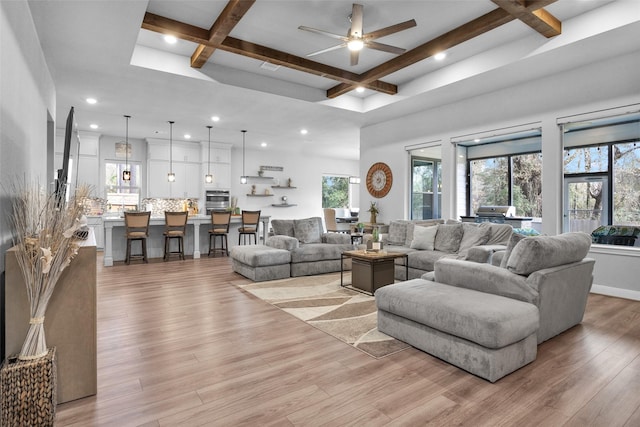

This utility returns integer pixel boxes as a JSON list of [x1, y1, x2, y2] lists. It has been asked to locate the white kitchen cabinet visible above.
[[207, 162, 230, 189], [202, 142, 231, 190], [147, 159, 171, 198]]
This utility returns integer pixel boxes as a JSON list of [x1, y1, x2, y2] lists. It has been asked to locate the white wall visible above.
[[0, 1, 56, 271], [229, 147, 359, 228], [360, 50, 640, 298]]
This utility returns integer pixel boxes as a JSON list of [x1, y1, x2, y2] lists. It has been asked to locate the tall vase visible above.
[[370, 212, 377, 224]]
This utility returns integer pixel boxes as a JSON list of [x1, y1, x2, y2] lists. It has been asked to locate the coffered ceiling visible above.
[[26, 0, 636, 160]]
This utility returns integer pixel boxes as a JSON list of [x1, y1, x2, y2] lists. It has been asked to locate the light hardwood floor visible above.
[[55, 255, 640, 426]]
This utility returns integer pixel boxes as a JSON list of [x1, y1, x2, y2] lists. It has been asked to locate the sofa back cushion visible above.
[[458, 223, 492, 253], [506, 232, 592, 276], [410, 225, 438, 250], [434, 223, 464, 253], [386, 220, 409, 246], [293, 217, 323, 243], [485, 223, 513, 245], [499, 232, 527, 268], [271, 219, 295, 237]]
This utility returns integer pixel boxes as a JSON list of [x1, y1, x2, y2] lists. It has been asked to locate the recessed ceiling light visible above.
[[261, 142, 267, 147], [184, 134, 191, 139], [211, 116, 220, 122], [434, 52, 447, 61], [355, 86, 365, 93], [89, 124, 98, 129], [164, 35, 177, 44], [86, 98, 97, 104], [300, 129, 308, 135]]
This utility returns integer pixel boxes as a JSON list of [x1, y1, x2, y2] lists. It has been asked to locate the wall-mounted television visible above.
[[54, 106, 75, 206]]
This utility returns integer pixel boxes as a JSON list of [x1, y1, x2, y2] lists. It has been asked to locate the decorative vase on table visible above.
[[1, 181, 89, 425], [370, 212, 377, 224]]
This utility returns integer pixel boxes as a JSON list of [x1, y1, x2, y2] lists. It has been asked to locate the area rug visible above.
[[237, 272, 410, 358]]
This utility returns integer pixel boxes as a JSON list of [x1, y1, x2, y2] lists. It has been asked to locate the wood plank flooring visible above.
[[55, 255, 640, 426]]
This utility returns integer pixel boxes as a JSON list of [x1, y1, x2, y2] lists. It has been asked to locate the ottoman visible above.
[[230, 245, 291, 282], [376, 279, 539, 382]]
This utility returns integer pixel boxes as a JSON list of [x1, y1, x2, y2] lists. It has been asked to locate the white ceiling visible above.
[[26, 0, 636, 160]]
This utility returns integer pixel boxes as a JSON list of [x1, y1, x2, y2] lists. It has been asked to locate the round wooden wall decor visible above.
[[366, 162, 393, 198]]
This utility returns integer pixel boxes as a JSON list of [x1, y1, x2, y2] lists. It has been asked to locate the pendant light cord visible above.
[[207, 125, 212, 175], [242, 130, 247, 177]]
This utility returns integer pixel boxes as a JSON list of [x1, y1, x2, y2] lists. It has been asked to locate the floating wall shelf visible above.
[[271, 186, 297, 189], [246, 194, 274, 197], [271, 204, 297, 207], [246, 175, 273, 180]]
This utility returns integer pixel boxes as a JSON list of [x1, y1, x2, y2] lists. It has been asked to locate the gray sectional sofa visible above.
[[376, 231, 595, 382], [375, 219, 514, 280]]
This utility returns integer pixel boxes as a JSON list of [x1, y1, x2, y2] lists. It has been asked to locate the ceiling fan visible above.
[[299, 3, 417, 66]]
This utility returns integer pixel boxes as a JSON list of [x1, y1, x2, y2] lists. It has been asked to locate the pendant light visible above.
[[240, 129, 248, 184], [167, 121, 176, 182], [205, 125, 213, 183], [122, 115, 131, 182]]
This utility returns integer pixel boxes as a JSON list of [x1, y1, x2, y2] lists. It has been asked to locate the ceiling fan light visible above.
[[347, 39, 364, 51]]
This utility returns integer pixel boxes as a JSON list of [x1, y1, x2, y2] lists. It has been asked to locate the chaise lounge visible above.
[[376, 232, 595, 382]]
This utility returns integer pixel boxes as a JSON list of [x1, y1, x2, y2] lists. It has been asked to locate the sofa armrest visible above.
[[434, 258, 538, 304], [465, 244, 507, 264], [526, 258, 595, 343], [266, 235, 299, 251], [322, 232, 351, 244]]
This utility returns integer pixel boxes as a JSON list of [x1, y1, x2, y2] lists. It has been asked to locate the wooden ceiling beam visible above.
[[491, 0, 561, 38], [142, 13, 397, 95], [327, 0, 559, 98], [191, 0, 256, 68]]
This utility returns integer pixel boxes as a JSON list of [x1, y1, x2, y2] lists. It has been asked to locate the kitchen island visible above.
[[102, 214, 270, 266]]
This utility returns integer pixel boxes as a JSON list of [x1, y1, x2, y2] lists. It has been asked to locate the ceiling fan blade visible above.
[[350, 49, 359, 66], [306, 43, 347, 57], [364, 19, 417, 40], [298, 26, 348, 41], [349, 3, 364, 38], [365, 40, 406, 55]]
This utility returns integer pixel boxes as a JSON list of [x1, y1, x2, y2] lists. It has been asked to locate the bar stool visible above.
[[208, 210, 232, 257], [238, 210, 261, 245], [124, 211, 151, 264], [163, 211, 188, 261]]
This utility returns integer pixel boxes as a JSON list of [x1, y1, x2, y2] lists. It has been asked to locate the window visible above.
[[105, 161, 141, 212], [322, 175, 349, 208], [562, 113, 640, 234], [411, 157, 441, 219], [470, 157, 509, 213]]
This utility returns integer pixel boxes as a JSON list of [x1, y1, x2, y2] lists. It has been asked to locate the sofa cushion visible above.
[[434, 223, 464, 253], [458, 223, 492, 253], [293, 217, 322, 243], [485, 223, 513, 245], [499, 232, 527, 268], [230, 245, 291, 267], [506, 232, 592, 276], [407, 250, 452, 272], [266, 235, 299, 251], [434, 258, 538, 304], [271, 219, 295, 237], [290, 243, 352, 263], [376, 279, 539, 349], [323, 232, 351, 245], [387, 220, 409, 246], [410, 225, 438, 250]]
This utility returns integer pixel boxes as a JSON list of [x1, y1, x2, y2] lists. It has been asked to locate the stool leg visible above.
[[179, 236, 184, 260], [223, 234, 228, 256], [142, 238, 148, 263], [164, 236, 168, 261], [126, 238, 131, 264]]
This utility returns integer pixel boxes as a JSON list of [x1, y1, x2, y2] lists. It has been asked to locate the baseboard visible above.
[[591, 284, 640, 301]]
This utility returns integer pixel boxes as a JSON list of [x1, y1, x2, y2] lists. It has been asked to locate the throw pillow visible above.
[[271, 219, 295, 237], [506, 232, 592, 276], [410, 225, 438, 250], [434, 223, 464, 253], [293, 218, 322, 244], [499, 232, 527, 268], [458, 223, 492, 252], [485, 223, 513, 245]]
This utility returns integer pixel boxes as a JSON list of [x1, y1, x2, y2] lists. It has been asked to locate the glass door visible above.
[[411, 157, 441, 219], [564, 176, 608, 233]]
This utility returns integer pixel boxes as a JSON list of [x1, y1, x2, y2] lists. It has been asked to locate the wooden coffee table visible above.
[[341, 249, 408, 295]]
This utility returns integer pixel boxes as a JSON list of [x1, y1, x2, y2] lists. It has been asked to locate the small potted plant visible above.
[[356, 222, 364, 233]]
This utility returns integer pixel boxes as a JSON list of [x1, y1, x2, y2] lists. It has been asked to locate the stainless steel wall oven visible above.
[[205, 190, 230, 214]]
